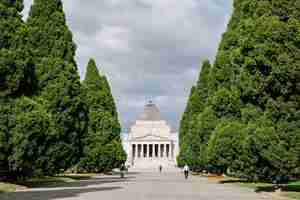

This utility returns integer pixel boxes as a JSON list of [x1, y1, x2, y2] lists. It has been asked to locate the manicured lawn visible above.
[[283, 192, 300, 200], [289, 180, 300, 186], [57, 173, 97, 180], [0, 173, 97, 192], [237, 181, 273, 189], [0, 182, 16, 193], [18, 173, 96, 188], [282, 181, 300, 200], [213, 176, 300, 200], [18, 176, 76, 188]]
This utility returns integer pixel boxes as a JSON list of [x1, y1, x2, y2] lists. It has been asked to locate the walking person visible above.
[[120, 163, 126, 178], [183, 164, 189, 179], [159, 165, 162, 173]]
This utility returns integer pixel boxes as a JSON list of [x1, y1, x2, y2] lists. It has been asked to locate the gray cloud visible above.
[[23, 0, 233, 132]]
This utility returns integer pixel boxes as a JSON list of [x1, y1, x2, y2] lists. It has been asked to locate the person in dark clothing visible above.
[[183, 164, 189, 179], [120, 164, 126, 178]]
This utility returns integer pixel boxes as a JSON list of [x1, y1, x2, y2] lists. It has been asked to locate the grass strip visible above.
[[0, 182, 16, 193]]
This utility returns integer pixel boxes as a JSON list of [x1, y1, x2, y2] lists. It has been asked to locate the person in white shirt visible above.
[[183, 164, 189, 179]]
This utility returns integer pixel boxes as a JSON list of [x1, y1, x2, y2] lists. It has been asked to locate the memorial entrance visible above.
[[122, 102, 179, 169]]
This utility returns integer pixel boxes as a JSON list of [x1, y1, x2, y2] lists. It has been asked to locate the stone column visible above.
[[165, 144, 168, 158], [132, 144, 134, 158], [141, 143, 144, 158], [149, 144, 151, 158], [129, 143, 132, 165], [171, 143, 174, 158], [137, 144, 140, 158], [131, 144, 133, 158], [158, 144, 160, 158]]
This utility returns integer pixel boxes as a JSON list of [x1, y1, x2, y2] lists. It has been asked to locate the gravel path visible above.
[[0, 172, 287, 200]]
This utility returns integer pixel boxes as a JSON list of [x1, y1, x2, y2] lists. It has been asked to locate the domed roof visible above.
[[137, 101, 162, 121]]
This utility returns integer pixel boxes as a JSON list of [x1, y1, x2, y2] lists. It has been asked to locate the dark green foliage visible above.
[[0, 97, 58, 179], [0, 98, 15, 177], [0, 0, 40, 179], [83, 59, 118, 118], [0, 0, 24, 49], [178, 60, 212, 169], [80, 59, 126, 172], [26, 0, 88, 169], [178, 86, 198, 162], [27, 0, 76, 65], [209, 88, 242, 118], [207, 121, 245, 174], [80, 141, 126, 173], [0, 0, 124, 179], [87, 111, 120, 145], [33, 58, 87, 169], [180, 0, 300, 181], [241, 119, 300, 181], [207, 0, 300, 180], [9, 97, 56, 178], [0, 0, 35, 97]]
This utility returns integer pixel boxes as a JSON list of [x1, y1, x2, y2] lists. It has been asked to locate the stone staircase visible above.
[[129, 158, 180, 172], [129, 167, 181, 173]]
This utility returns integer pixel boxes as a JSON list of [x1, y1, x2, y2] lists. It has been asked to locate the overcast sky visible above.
[[23, 0, 233, 132]]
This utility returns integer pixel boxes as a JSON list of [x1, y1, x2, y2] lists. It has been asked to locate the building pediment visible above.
[[130, 134, 170, 142]]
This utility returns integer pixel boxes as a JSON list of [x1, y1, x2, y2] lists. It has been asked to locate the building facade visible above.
[[122, 102, 179, 169]]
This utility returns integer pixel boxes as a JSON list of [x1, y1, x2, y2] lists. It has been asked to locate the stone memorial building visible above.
[[122, 102, 179, 170]]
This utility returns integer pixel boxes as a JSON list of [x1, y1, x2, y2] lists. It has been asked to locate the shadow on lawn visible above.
[[219, 179, 249, 184], [20, 175, 136, 188], [255, 184, 300, 193], [0, 186, 122, 200], [219, 179, 300, 194]]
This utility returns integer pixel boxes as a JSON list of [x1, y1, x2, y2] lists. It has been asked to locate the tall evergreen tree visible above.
[[205, 0, 300, 180], [178, 60, 212, 168], [0, 0, 25, 176], [26, 0, 88, 169], [9, 97, 56, 178], [80, 59, 125, 172], [0, 98, 14, 177], [83, 59, 118, 118], [26, 0, 76, 65], [0, 0, 54, 179], [0, 0, 34, 97], [178, 87, 198, 146]]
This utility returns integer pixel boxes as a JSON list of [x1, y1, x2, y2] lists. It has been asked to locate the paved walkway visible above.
[[1, 172, 287, 200]]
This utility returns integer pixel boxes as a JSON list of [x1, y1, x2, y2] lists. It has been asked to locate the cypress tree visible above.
[[26, 0, 88, 169], [211, 0, 300, 109], [80, 59, 125, 172], [0, 0, 34, 97], [9, 97, 56, 178], [0, 0, 23, 50], [0, 99, 14, 177], [0, 0, 53, 179], [205, 0, 300, 180], [178, 86, 198, 166], [83, 59, 118, 118], [0, 0, 25, 176], [26, 0, 76, 64], [101, 76, 118, 118], [178, 60, 212, 168]]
